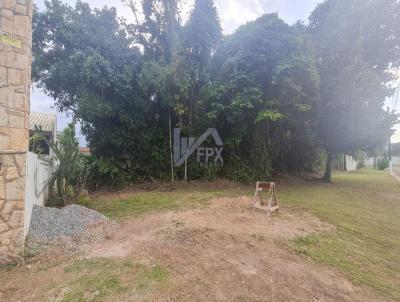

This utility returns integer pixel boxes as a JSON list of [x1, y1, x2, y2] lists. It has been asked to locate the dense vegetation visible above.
[[32, 0, 399, 186]]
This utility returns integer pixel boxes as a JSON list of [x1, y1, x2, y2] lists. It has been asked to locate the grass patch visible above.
[[50, 258, 169, 302], [286, 169, 400, 299], [46, 195, 64, 208], [61, 274, 124, 302], [82, 188, 249, 219], [77, 169, 400, 299], [136, 265, 169, 291]]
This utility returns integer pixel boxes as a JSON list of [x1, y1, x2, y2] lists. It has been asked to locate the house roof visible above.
[[29, 112, 57, 133], [79, 147, 90, 154]]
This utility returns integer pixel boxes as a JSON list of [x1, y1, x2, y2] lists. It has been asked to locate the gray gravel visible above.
[[28, 204, 108, 241]]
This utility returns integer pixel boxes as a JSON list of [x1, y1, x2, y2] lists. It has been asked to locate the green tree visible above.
[[33, 0, 399, 185], [126, 0, 191, 180], [202, 14, 320, 179], [181, 0, 222, 126], [308, 0, 400, 182], [33, 1, 169, 182], [126, 0, 181, 63]]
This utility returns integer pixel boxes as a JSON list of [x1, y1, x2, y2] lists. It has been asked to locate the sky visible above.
[[32, 0, 400, 144], [34, 0, 323, 34]]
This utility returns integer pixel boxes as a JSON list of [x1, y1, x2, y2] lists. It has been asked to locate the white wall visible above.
[[345, 155, 358, 171], [392, 157, 400, 165], [24, 152, 54, 236], [392, 157, 400, 181], [365, 158, 375, 167], [366, 157, 400, 166]]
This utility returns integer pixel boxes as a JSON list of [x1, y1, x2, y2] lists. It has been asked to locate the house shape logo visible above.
[[173, 128, 223, 167]]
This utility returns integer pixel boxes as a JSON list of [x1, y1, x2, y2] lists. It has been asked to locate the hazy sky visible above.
[[32, 0, 400, 144], [34, 0, 322, 34]]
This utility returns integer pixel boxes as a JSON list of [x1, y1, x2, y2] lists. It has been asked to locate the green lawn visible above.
[[283, 169, 400, 299], [83, 169, 400, 299], [80, 186, 249, 219], [49, 258, 168, 302]]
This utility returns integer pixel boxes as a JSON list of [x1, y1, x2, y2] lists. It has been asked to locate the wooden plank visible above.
[[269, 206, 279, 212], [258, 182, 271, 189], [253, 203, 268, 211]]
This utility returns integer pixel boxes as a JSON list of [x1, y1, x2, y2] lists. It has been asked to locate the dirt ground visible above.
[[0, 196, 388, 302]]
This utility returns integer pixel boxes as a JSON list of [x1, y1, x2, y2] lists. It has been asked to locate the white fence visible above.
[[392, 157, 400, 181], [24, 152, 54, 236], [344, 155, 358, 171]]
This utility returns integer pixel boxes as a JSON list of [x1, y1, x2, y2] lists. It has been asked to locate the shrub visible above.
[[376, 158, 389, 170], [42, 123, 90, 205]]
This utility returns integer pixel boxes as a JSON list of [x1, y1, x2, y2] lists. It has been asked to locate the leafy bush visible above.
[[204, 165, 218, 182], [85, 157, 129, 190], [29, 126, 48, 155], [224, 159, 258, 183], [376, 158, 389, 170]]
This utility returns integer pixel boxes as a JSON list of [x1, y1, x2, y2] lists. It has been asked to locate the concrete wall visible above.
[[0, 0, 32, 256], [24, 152, 53, 236]]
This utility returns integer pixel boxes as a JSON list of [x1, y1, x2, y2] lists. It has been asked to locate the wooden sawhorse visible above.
[[252, 181, 279, 216]]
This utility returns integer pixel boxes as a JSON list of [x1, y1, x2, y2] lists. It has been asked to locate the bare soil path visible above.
[[85, 196, 382, 302]]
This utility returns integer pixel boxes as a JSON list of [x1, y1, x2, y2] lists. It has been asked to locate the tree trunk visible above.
[[323, 151, 333, 183], [189, 86, 193, 126], [169, 107, 175, 182]]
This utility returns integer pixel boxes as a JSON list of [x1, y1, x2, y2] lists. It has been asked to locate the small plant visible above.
[[35, 123, 91, 205], [29, 126, 46, 155], [204, 165, 218, 182]]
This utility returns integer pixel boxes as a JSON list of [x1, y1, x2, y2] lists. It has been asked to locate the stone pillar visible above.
[[0, 0, 32, 258]]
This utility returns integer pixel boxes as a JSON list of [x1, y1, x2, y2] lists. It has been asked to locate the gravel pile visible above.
[[29, 204, 107, 241], [26, 205, 118, 255]]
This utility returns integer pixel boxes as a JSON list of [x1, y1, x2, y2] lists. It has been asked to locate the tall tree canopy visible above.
[[126, 0, 181, 63], [202, 14, 320, 179], [32, 0, 399, 185], [33, 0, 171, 182], [308, 0, 400, 181], [181, 0, 222, 127], [182, 0, 222, 71]]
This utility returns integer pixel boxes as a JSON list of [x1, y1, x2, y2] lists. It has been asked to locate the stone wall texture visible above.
[[0, 0, 32, 256]]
